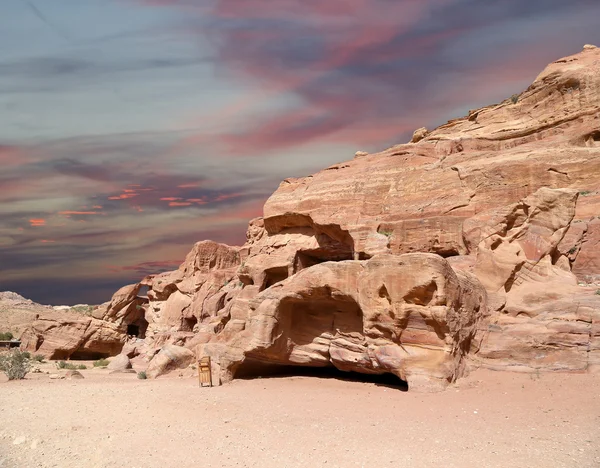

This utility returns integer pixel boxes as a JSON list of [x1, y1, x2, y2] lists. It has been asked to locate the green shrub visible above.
[[137, 371, 147, 380], [59, 361, 75, 370], [510, 94, 519, 104], [0, 349, 31, 380], [21, 351, 31, 359], [93, 358, 110, 368], [71, 305, 94, 315], [58, 360, 84, 370], [0, 331, 14, 341], [596, 289, 600, 296], [33, 354, 45, 363], [579, 190, 592, 196]]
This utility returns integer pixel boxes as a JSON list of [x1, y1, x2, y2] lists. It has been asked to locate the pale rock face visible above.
[[146, 345, 195, 378], [410, 127, 429, 143], [107, 354, 132, 371]]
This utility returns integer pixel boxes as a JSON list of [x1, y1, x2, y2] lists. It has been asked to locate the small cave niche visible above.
[[431, 246, 460, 258], [127, 316, 149, 339], [181, 316, 198, 332], [403, 280, 438, 306], [234, 360, 408, 391], [587, 130, 600, 146], [292, 232, 355, 275], [262, 266, 289, 290]]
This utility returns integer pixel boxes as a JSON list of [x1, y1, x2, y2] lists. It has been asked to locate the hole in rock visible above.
[[127, 315, 148, 339], [137, 285, 149, 298], [69, 351, 111, 361], [234, 361, 408, 391], [403, 281, 438, 306], [262, 266, 289, 290], [432, 247, 460, 258], [181, 316, 198, 332]]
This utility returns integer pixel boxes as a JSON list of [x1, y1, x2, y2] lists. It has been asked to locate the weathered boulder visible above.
[[146, 345, 195, 379], [107, 354, 132, 371], [65, 370, 84, 380]]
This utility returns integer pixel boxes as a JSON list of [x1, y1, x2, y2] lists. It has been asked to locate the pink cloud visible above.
[[108, 193, 139, 200], [29, 218, 46, 227], [58, 211, 101, 215]]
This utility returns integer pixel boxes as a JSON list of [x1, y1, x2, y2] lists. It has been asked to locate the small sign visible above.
[[198, 356, 212, 387]]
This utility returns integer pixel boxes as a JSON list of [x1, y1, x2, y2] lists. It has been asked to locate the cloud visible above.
[[58, 211, 102, 216], [137, 0, 600, 155]]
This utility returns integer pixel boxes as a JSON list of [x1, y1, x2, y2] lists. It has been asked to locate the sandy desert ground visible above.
[[0, 366, 599, 468]]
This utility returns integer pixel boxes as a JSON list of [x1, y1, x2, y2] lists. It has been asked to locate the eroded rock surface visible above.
[[0, 292, 125, 360], [6, 47, 600, 390]]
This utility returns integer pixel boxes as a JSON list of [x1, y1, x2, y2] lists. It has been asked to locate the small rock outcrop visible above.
[[0, 293, 125, 360], [107, 354, 132, 371], [146, 345, 195, 379]]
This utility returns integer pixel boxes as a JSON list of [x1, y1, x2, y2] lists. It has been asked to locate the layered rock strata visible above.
[[10, 46, 600, 389]]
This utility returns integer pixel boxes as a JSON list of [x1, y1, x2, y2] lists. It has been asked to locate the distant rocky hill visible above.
[[10, 45, 600, 391]]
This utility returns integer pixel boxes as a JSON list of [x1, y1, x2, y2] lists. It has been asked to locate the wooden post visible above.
[[198, 356, 212, 387]]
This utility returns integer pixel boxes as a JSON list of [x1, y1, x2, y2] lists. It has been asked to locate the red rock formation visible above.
[[16, 46, 599, 390], [0, 292, 125, 360]]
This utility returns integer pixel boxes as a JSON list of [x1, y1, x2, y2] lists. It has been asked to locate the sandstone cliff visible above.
[[13, 46, 600, 390]]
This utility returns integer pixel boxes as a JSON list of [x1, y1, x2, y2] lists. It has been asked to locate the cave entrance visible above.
[[233, 287, 408, 391], [262, 266, 289, 290], [181, 316, 198, 332], [235, 360, 408, 391], [127, 316, 148, 339]]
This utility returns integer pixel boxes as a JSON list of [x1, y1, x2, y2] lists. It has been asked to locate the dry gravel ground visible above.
[[0, 367, 599, 468]]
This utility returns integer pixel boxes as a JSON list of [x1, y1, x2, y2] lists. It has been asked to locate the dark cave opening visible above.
[[234, 361, 408, 391], [127, 315, 149, 338], [262, 266, 289, 290], [69, 350, 111, 361], [182, 316, 198, 332]]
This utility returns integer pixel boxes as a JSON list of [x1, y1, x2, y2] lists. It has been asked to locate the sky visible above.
[[1, 0, 599, 305]]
